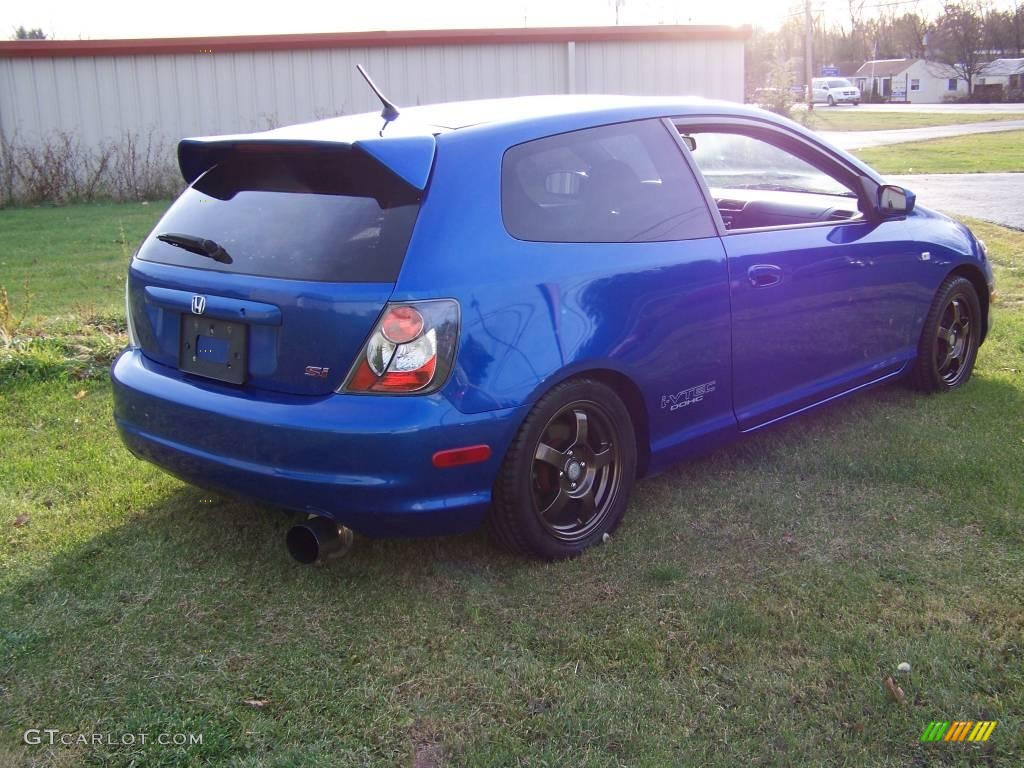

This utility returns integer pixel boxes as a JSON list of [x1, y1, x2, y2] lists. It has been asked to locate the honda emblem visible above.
[[191, 295, 206, 315]]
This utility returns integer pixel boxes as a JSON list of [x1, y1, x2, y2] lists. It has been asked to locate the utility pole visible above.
[[805, 0, 814, 111]]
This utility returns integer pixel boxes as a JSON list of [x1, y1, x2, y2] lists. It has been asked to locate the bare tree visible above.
[[928, 1, 986, 95], [892, 12, 930, 59], [611, 0, 627, 24], [983, 8, 1015, 56], [745, 1, 1013, 93], [11, 26, 46, 40], [1011, 1, 1024, 57]]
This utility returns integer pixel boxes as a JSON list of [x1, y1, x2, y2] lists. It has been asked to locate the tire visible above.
[[827, 95, 835, 107], [910, 276, 981, 393], [853, 100, 860, 106], [489, 378, 637, 560]]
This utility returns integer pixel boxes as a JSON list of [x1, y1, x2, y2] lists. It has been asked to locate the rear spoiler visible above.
[[177, 133, 436, 191]]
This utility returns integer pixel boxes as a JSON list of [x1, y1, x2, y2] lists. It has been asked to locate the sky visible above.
[[1, 0, 867, 39], [3, 0, 1011, 40]]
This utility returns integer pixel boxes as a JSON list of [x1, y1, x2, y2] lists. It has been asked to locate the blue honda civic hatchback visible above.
[[112, 94, 993, 562]]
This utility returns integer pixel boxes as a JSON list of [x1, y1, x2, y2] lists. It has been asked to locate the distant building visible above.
[[853, 58, 967, 103], [978, 58, 1024, 94], [0, 25, 749, 155]]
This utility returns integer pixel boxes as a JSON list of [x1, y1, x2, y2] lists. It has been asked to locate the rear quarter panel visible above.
[[394, 118, 737, 470]]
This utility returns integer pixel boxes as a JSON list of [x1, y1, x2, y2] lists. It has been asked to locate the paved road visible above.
[[795, 103, 1024, 114], [821, 119, 1024, 149], [846, 103, 1024, 114], [801, 105, 1024, 227], [889, 173, 1024, 229]]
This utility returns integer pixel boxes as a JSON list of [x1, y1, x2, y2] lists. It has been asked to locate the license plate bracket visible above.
[[179, 315, 248, 385]]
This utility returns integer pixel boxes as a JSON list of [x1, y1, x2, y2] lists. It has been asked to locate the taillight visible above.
[[341, 300, 459, 395], [381, 306, 424, 343], [124, 274, 139, 348]]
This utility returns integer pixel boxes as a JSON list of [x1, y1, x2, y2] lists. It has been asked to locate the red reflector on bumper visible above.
[[432, 444, 492, 469]]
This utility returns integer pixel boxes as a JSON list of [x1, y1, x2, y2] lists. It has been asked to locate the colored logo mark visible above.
[[920, 721, 997, 742]]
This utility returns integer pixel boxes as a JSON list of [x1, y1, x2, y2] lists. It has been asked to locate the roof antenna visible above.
[[356, 64, 400, 124]]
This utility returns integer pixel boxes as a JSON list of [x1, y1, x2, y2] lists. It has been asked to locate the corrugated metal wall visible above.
[[0, 37, 744, 148]]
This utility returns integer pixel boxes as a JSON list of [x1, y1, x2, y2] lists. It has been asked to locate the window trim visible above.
[[661, 118, 729, 236], [669, 116, 874, 237]]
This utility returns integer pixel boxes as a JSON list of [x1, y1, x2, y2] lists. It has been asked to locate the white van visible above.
[[811, 78, 861, 106]]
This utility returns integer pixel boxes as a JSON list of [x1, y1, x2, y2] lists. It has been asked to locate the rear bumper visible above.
[[111, 350, 526, 537]]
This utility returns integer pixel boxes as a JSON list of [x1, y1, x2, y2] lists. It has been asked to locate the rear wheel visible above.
[[910, 276, 981, 393], [490, 378, 636, 559]]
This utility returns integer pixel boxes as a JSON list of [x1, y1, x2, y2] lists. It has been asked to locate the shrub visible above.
[[758, 58, 797, 119], [111, 131, 181, 201], [0, 284, 33, 347], [0, 129, 181, 207]]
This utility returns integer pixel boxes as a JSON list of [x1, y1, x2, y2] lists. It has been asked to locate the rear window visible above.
[[137, 149, 421, 282], [501, 119, 715, 243]]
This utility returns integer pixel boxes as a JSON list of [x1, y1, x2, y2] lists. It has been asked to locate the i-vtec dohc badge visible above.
[[661, 380, 716, 411], [191, 295, 206, 315]]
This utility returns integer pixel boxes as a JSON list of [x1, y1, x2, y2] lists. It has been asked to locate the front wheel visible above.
[[827, 95, 835, 106], [489, 378, 636, 559], [910, 276, 981, 393]]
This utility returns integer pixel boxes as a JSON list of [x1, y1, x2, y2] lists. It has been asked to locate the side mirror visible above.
[[878, 184, 915, 216], [680, 135, 697, 152]]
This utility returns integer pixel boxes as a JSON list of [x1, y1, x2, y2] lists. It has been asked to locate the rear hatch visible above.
[[129, 140, 430, 395]]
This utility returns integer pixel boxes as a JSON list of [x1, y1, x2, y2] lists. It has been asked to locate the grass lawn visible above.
[[2, 204, 1023, 766], [797, 109, 1024, 132], [853, 130, 1024, 174], [1, 202, 167, 319]]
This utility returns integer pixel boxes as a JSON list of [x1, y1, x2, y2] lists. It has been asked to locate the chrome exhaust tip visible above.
[[285, 516, 354, 564]]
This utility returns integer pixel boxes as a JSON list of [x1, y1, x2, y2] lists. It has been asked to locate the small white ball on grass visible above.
[[897, 662, 911, 673]]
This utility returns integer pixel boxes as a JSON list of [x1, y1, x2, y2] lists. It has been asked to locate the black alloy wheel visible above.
[[911, 275, 982, 393], [531, 400, 622, 543], [490, 378, 636, 559], [935, 295, 974, 386]]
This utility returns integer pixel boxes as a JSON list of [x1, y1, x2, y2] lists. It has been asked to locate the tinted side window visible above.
[[501, 120, 716, 243]]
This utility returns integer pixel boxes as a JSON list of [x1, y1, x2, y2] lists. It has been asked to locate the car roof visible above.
[[397, 94, 739, 129], [221, 94, 772, 139], [178, 94, 882, 189], [178, 95, 771, 184]]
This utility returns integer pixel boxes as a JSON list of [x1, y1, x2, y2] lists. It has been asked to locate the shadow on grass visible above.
[[2, 375, 1021, 766], [11, 372, 1022, 607]]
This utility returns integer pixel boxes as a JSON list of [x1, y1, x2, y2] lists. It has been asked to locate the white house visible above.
[[853, 58, 967, 103], [978, 58, 1024, 93]]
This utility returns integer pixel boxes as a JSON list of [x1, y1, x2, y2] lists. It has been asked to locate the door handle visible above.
[[747, 264, 782, 288]]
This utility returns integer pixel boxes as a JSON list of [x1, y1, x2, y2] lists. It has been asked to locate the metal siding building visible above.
[[0, 26, 748, 150]]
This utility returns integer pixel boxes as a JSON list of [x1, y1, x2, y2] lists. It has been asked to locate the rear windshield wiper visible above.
[[157, 233, 232, 264]]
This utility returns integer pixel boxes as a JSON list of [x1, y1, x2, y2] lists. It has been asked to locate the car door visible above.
[[673, 119, 922, 430]]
